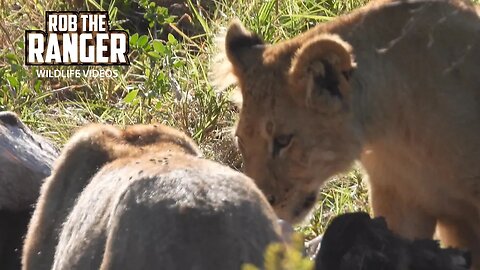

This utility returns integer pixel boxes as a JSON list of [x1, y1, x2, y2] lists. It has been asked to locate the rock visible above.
[[314, 212, 471, 270], [0, 111, 59, 270]]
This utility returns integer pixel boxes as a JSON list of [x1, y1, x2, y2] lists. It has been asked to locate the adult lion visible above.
[[22, 124, 283, 270], [214, 0, 480, 267]]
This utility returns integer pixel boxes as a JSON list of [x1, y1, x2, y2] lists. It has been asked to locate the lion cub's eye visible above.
[[272, 134, 293, 157]]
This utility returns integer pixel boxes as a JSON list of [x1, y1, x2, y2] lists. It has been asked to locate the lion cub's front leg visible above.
[[437, 219, 480, 269], [368, 177, 437, 240]]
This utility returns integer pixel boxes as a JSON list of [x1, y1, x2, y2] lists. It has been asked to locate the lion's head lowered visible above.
[[215, 21, 363, 223]]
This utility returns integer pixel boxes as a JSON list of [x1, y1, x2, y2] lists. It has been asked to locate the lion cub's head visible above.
[[214, 21, 362, 223]]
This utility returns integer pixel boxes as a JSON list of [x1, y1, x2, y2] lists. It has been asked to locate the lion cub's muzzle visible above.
[[293, 192, 318, 217], [270, 192, 318, 223]]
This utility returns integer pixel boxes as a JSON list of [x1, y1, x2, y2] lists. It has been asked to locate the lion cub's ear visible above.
[[289, 35, 356, 112], [224, 19, 265, 75]]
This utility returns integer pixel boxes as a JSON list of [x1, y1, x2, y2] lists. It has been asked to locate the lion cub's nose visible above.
[[267, 194, 277, 206]]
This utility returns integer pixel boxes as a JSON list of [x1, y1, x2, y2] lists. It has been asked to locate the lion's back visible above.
[[53, 153, 280, 270]]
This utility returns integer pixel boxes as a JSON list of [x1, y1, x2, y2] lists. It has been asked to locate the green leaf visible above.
[[5, 53, 18, 63], [7, 76, 19, 89], [11, 64, 23, 73], [156, 71, 165, 82], [173, 60, 184, 68], [154, 101, 162, 110], [147, 51, 161, 59], [137, 35, 149, 47], [164, 16, 175, 24], [152, 40, 165, 54], [34, 80, 42, 93], [167, 34, 177, 45], [123, 89, 139, 103], [130, 33, 139, 45]]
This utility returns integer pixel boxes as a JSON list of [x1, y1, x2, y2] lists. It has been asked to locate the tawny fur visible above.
[[22, 124, 282, 270], [214, 0, 480, 268]]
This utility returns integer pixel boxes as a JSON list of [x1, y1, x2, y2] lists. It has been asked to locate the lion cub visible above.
[[214, 0, 480, 267], [22, 124, 282, 270]]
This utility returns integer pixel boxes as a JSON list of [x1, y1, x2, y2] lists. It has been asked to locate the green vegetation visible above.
[[243, 233, 314, 270], [0, 0, 372, 246]]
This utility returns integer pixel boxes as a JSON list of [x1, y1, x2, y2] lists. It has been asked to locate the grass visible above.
[[0, 0, 372, 241]]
